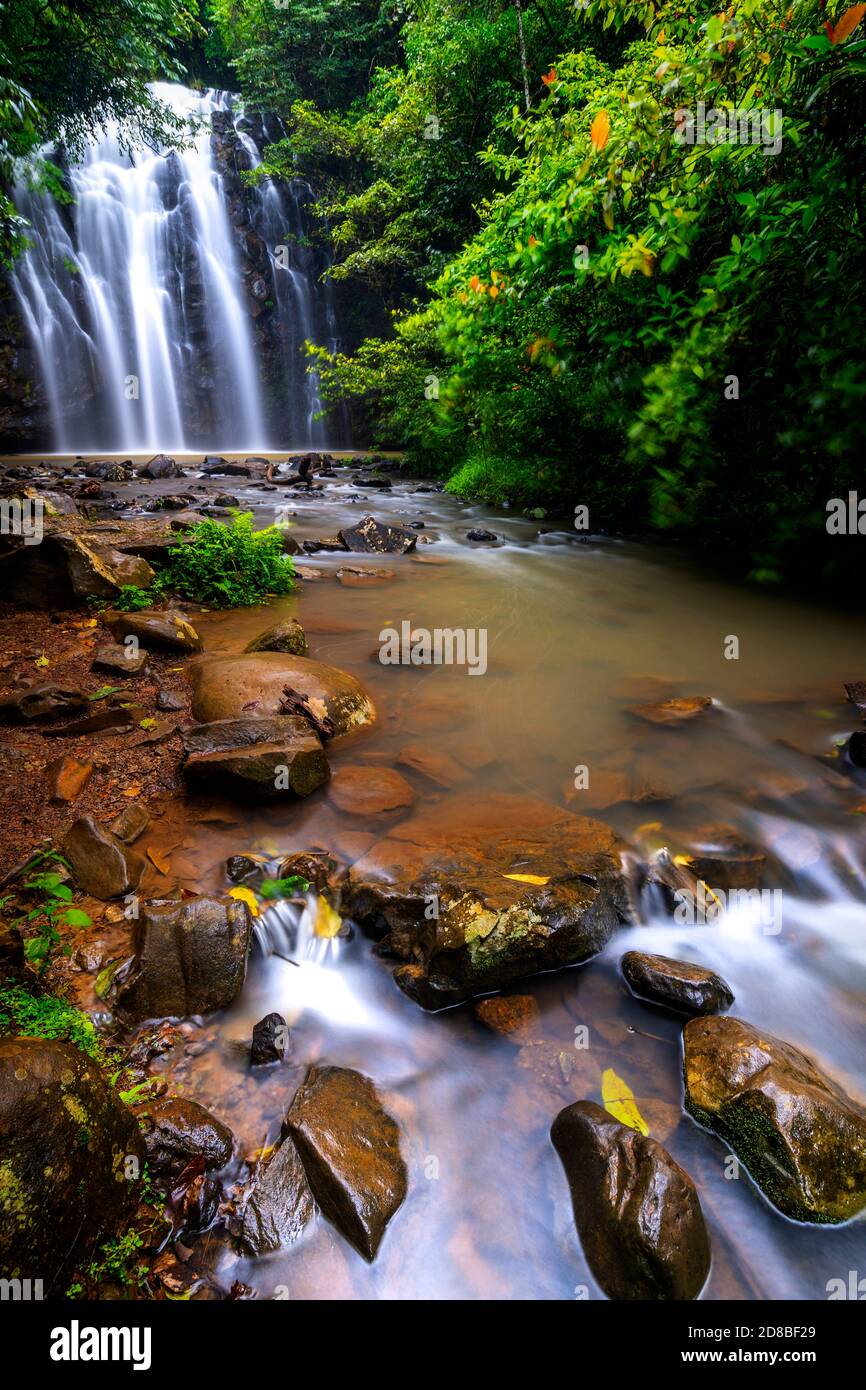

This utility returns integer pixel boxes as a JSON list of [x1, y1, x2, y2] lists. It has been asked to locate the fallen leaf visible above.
[[34, 654, 50, 668], [147, 847, 171, 874], [123, 785, 142, 797], [228, 885, 259, 917], [601, 1067, 650, 1135], [314, 895, 342, 938], [502, 872, 551, 885]]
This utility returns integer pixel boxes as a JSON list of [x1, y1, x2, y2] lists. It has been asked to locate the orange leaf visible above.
[[829, 2, 866, 42], [541, 67, 557, 86], [123, 785, 142, 797], [590, 110, 611, 151]]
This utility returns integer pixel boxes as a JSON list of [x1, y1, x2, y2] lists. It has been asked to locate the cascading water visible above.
[[10, 83, 344, 453]]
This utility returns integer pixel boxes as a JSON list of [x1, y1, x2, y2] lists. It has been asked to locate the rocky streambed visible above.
[[2, 451, 866, 1299]]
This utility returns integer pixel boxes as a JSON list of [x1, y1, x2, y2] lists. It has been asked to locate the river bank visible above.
[[2, 451, 866, 1300]]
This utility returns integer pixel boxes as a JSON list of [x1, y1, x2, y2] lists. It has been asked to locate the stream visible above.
[[81, 458, 866, 1300]]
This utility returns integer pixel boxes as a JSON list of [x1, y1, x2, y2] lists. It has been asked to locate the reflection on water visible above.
[[133, 473, 866, 1299]]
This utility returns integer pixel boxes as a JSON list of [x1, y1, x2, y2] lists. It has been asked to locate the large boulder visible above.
[[188, 653, 375, 739], [237, 1132, 315, 1256], [285, 1066, 407, 1261], [181, 716, 329, 799], [551, 1101, 711, 1300], [683, 1016, 866, 1223], [140, 1097, 233, 1177], [105, 608, 202, 653], [344, 793, 631, 1008], [115, 897, 253, 1021], [138, 454, 183, 480], [338, 515, 417, 555], [62, 816, 145, 900], [53, 536, 155, 601], [621, 951, 734, 1016], [0, 1037, 144, 1275]]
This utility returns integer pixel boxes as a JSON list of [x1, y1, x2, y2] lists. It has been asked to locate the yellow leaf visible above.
[[502, 872, 551, 885], [228, 885, 260, 918], [590, 110, 611, 151], [123, 785, 142, 797], [146, 847, 171, 875], [314, 895, 342, 938], [601, 1068, 650, 1135], [34, 654, 50, 668], [758, 50, 771, 63]]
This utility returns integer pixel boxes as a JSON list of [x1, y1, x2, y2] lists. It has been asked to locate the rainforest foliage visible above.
[[213, 0, 866, 581]]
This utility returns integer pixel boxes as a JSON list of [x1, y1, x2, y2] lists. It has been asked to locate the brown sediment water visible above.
[[103, 466, 866, 1299]]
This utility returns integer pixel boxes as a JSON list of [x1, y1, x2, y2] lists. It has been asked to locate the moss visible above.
[[0, 985, 104, 1060]]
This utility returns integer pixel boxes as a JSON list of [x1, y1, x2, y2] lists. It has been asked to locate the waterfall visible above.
[[10, 83, 343, 454]]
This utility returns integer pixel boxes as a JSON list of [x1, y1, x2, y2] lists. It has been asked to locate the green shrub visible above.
[[160, 511, 295, 608]]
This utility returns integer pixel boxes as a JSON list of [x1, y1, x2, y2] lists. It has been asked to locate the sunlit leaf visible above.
[[228, 885, 260, 917], [602, 1068, 650, 1135], [590, 110, 610, 151], [314, 895, 342, 938], [502, 872, 551, 885]]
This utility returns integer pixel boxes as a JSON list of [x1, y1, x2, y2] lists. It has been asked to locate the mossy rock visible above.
[[683, 1016, 866, 1223]]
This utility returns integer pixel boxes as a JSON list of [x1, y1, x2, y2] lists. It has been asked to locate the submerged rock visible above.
[[621, 951, 734, 1016], [285, 1065, 407, 1261], [0, 1037, 144, 1274], [628, 695, 714, 727], [140, 1097, 233, 1177], [244, 618, 308, 656], [105, 608, 202, 653], [237, 1132, 315, 1256], [338, 515, 417, 554], [344, 792, 631, 1008], [181, 715, 329, 798], [116, 896, 253, 1021], [683, 1015, 866, 1223], [188, 652, 375, 739], [474, 994, 539, 1038], [329, 765, 416, 816], [62, 815, 144, 899], [551, 1100, 710, 1300], [250, 1012, 289, 1066]]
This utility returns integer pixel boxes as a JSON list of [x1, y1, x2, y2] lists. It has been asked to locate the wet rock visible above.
[[116, 897, 253, 1021], [105, 608, 202, 653], [189, 653, 375, 739], [843, 680, 866, 714], [244, 618, 308, 656], [629, 696, 715, 727], [156, 688, 184, 711], [202, 458, 251, 476], [0, 683, 87, 722], [43, 704, 135, 736], [329, 765, 416, 816], [683, 1015, 866, 1223], [62, 816, 144, 899], [181, 716, 329, 799], [26, 487, 79, 516], [140, 1097, 233, 1177], [474, 994, 539, 1038], [139, 454, 183, 480], [847, 730, 866, 767], [47, 754, 93, 804], [621, 951, 734, 1015], [677, 824, 766, 892], [0, 1037, 144, 1274], [285, 1066, 407, 1261], [237, 1132, 315, 1256], [213, 492, 239, 507], [303, 536, 348, 554], [336, 565, 395, 586], [53, 535, 156, 601], [92, 643, 149, 677], [109, 801, 150, 844], [338, 515, 417, 555], [124, 1021, 181, 1069], [466, 528, 499, 543], [278, 851, 334, 892], [251, 1012, 289, 1065], [551, 1100, 710, 1300], [345, 793, 631, 1008], [226, 854, 258, 883]]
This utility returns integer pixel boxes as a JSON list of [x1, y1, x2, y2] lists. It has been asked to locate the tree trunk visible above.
[[515, 0, 531, 112]]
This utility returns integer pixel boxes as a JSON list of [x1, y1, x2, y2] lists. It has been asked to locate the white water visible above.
[[11, 84, 338, 453]]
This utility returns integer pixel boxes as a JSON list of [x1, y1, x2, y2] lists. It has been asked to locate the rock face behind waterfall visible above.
[[344, 792, 631, 1008], [683, 1015, 866, 1223]]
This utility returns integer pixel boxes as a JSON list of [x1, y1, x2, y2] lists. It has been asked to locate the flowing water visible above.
[[11, 86, 341, 453], [85, 464, 866, 1301]]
